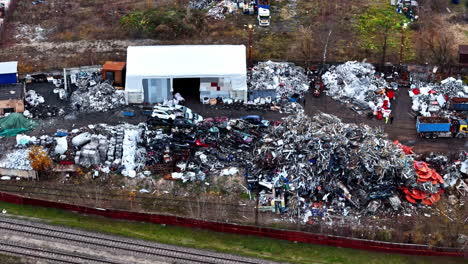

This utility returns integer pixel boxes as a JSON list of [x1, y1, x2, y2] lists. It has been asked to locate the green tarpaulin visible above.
[[0, 113, 37, 137]]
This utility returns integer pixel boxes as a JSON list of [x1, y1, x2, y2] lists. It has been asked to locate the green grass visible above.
[[0, 202, 464, 264], [0, 254, 25, 264]]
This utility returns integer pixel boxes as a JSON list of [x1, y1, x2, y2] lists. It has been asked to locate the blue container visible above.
[[452, 103, 468, 111], [452, 0, 460, 4], [0, 73, 17, 84], [416, 118, 451, 133]]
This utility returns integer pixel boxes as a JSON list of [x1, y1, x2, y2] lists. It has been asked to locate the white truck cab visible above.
[[257, 7, 270, 26]]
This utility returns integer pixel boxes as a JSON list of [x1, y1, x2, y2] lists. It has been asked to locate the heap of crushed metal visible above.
[[70, 80, 125, 112], [246, 113, 463, 221], [322, 61, 391, 111], [6, 107, 466, 222], [410, 77, 468, 116], [248, 61, 309, 98]]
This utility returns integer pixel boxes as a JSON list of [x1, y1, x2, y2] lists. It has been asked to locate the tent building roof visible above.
[[126, 45, 247, 78], [0, 61, 18, 75]]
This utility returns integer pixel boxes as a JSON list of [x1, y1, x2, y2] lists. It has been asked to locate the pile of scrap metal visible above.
[[145, 115, 263, 182], [70, 81, 125, 112], [5, 108, 465, 222], [188, 0, 238, 20], [423, 152, 468, 197], [248, 61, 309, 101], [188, 0, 216, 9], [24, 90, 63, 119], [409, 77, 468, 116], [246, 112, 464, 222], [0, 148, 33, 171], [322, 61, 394, 119]]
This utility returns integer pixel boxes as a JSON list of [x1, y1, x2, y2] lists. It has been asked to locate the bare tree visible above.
[[422, 29, 456, 71], [295, 25, 314, 68], [414, 10, 456, 71]]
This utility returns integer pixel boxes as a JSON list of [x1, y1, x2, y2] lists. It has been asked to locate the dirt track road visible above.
[[302, 88, 467, 154]]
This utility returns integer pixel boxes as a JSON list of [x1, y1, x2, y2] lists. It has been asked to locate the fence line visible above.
[[0, 191, 463, 257]]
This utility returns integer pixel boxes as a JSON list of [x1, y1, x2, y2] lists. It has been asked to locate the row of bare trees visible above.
[[292, 0, 461, 71]]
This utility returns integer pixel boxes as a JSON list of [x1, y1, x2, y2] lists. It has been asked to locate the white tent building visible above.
[[125, 45, 248, 104]]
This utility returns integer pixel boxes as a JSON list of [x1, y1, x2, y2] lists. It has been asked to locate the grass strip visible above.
[[0, 202, 464, 264]]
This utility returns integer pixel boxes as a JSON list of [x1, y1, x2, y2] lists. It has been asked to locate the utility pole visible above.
[[399, 23, 408, 66], [247, 24, 254, 67]]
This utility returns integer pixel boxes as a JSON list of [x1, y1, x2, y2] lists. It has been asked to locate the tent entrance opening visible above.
[[172, 78, 200, 101]]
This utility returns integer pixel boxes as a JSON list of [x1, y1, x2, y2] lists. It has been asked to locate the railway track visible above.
[[0, 216, 277, 264], [0, 241, 121, 264]]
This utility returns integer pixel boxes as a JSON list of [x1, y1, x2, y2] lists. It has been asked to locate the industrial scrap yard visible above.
[[0, 0, 467, 263]]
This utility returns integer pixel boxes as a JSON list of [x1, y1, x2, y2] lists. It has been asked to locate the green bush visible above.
[[120, 6, 206, 39]]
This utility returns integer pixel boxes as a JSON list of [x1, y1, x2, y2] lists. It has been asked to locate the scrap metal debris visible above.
[[0, 149, 32, 170], [248, 61, 309, 99], [5, 107, 466, 222], [322, 61, 394, 117], [246, 112, 426, 220], [409, 77, 467, 116], [70, 81, 125, 112], [25, 90, 45, 106], [189, 0, 238, 20]]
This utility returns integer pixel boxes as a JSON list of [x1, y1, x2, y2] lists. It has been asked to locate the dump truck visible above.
[[416, 116, 468, 139], [449, 97, 468, 111]]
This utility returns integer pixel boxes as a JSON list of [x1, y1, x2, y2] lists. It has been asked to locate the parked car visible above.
[[240, 115, 269, 127], [151, 109, 177, 120], [192, 113, 204, 124], [173, 118, 195, 128], [147, 117, 173, 127], [153, 105, 175, 112]]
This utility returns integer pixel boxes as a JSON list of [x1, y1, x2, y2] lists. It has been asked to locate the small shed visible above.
[[102, 61, 126, 87], [459, 45, 468, 65], [0, 61, 17, 85]]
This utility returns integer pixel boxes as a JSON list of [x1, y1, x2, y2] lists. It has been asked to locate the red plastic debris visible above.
[[412, 88, 420, 95], [386, 90, 395, 100], [401, 162, 445, 205], [382, 100, 389, 109], [393, 140, 414, 155], [376, 111, 383, 120]]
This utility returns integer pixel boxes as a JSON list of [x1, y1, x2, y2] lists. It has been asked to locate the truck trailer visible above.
[[449, 97, 468, 111], [416, 116, 467, 138]]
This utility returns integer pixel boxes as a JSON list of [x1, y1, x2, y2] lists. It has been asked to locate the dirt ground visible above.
[[1, 0, 466, 73]]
